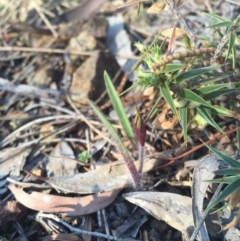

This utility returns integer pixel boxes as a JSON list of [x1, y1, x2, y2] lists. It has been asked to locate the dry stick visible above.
[[163, 0, 196, 41], [66, 95, 112, 144], [211, 24, 239, 64], [0, 115, 78, 148], [102, 209, 111, 239], [33, 2, 58, 38], [35, 213, 116, 240], [154, 126, 240, 168], [0, 46, 139, 59], [0, 46, 94, 56], [189, 183, 224, 241]]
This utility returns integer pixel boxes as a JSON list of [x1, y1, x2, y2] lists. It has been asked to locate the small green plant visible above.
[[78, 151, 91, 163], [131, 13, 240, 140]]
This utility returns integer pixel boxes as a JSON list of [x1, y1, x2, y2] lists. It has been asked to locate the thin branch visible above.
[[35, 213, 116, 240], [163, 0, 196, 41], [189, 183, 224, 241], [211, 25, 238, 64]]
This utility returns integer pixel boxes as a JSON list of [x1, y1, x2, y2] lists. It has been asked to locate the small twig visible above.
[[153, 126, 240, 168], [35, 213, 116, 240], [0, 115, 78, 148], [189, 183, 224, 241], [0, 46, 139, 59], [163, 0, 196, 41], [0, 46, 94, 56], [102, 209, 111, 241], [211, 25, 238, 64], [33, 2, 58, 38], [66, 95, 112, 144], [0, 77, 61, 97]]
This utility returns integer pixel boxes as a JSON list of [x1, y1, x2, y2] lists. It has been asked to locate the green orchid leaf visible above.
[[205, 178, 240, 213], [89, 100, 140, 189], [180, 107, 188, 141], [104, 71, 135, 144], [176, 65, 220, 83], [160, 82, 179, 119], [196, 107, 223, 133], [179, 89, 213, 108], [204, 143, 240, 168]]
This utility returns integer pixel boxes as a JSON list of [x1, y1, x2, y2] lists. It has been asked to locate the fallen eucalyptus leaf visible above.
[[9, 184, 122, 216], [46, 158, 162, 194], [123, 191, 194, 239]]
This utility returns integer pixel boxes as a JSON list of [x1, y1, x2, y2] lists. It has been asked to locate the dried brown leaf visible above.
[[9, 184, 122, 216], [46, 158, 161, 194], [124, 191, 193, 233]]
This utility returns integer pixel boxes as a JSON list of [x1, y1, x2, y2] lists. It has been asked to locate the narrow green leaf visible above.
[[211, 105, 235, 117], [89, 100, 140, 189], [204, 13, 231, 23], [205, 179, 240, 213], [196, 107, 223, 133], [160, 82, 179, 119], [226, 32, 236, 61], [232, 39, 236, 69], [204, 143, 240, 168], [89, 100, 128, 155], [104, 71, 135, 144], [161, 64, 185, 73], [196, 83, 228, 95], [180, 107, 188, 141], [193, 75, 230, 86], [176, 65, 219, 83], [208, 21, 233, 28], [237, 121, 240, 149], [204, 175, 240, 184], [179, 89, 213, 108], [214, 168, 240, 176], [204, 89, 237, 100]]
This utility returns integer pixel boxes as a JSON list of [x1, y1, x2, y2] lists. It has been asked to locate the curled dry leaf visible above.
[[9, 184, 122, 216], [46, 158, 162, 194]]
